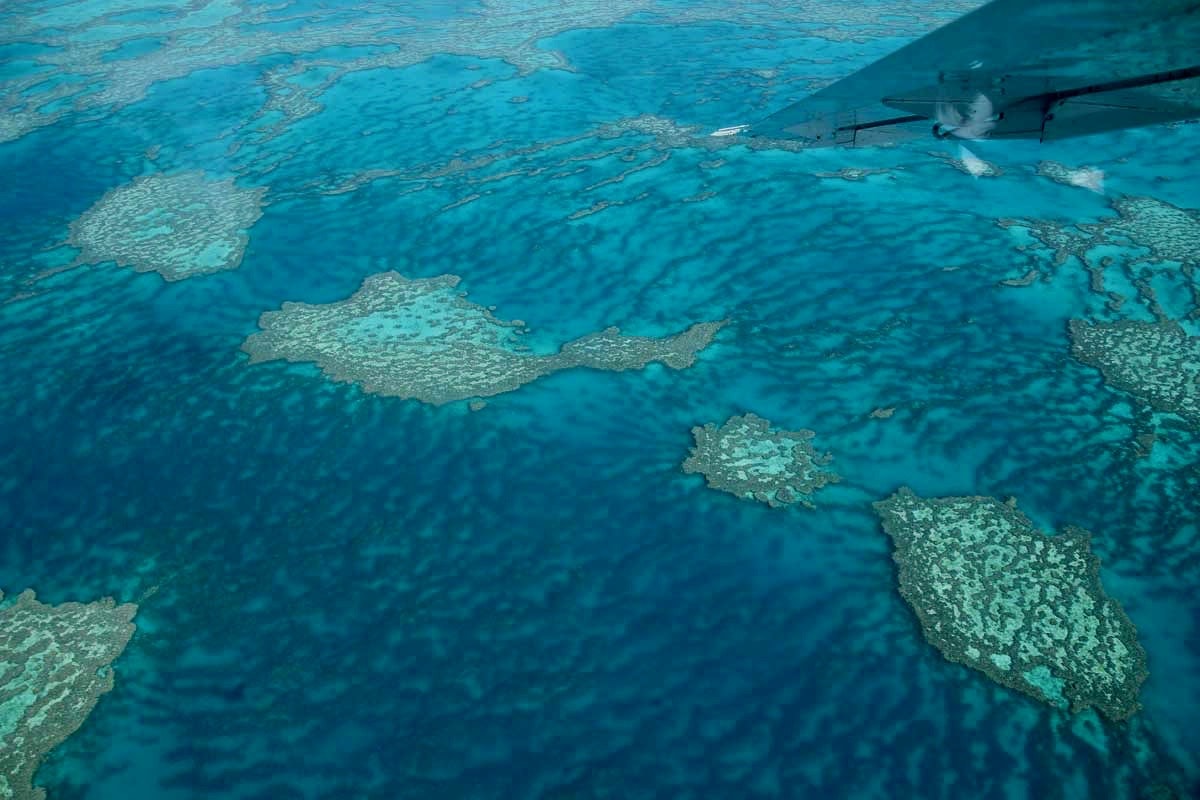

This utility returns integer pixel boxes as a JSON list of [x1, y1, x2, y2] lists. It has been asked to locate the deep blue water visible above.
[[2, 1, 1199, 799]]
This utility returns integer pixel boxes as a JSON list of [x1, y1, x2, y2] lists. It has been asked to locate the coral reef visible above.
[[681, 413, 839, 508], [929, 147, 1001, 178], [874, 488, 1147, 720], [999, 196, 1200, 318], [242, 272, 724, 404], [958, 153, 1000, 177], [1086, 197, 1200, 266], [0, 590, 138, 800], [1069, 319, 1200, 429], [1002, 197, 1199, 271], [69, 172, 265, 281], [998, 196, 1195, 272], [1036, 161, 1105, 193], [998, 268, 1041, 287], [814, 167, 898, 182], [997, 216, 1091, 267]]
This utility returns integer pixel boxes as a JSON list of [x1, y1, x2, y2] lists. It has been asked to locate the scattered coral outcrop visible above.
[[1069, 319, 1200, 429], [874, 488, 1147, 720], [0, 590, 138, 800], [242, 271, 724, 404], [1035, 161, 1105, 193], [932, 147, 1002, 178], [681, 413, 839, 508], [70, 171, 266, 281]]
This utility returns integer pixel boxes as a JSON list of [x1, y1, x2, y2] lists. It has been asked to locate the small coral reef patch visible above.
[[242, 271, 724, 404], [681, 413, 839, 508], [932, 146, 1002, 178], [1035, 161, 1105, 193], [874, 488, 1147, 721], [70, 171, 266, 281], [1069, 319, 1200, 430], [0, 590, 138, 800]]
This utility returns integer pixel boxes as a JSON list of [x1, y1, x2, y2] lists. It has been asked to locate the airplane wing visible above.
[[747, 0, 1200, 146]]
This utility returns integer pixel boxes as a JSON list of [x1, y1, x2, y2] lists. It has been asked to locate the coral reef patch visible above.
[[0, 590, 137, 800], [681, 413, 839, 508], [69, 171, 265, 281], [1094, 197, 1200, 266], [998, 195, 1200, 319], [1002, 196, 1200, 269], [1035, 161, 1105, 193], [874, 488, 1147, 721], [242, 271, 724, 404], [1069, 319, 1200, 429]]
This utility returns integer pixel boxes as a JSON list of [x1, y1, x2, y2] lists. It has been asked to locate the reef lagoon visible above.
[[2, 0, 1199, 798]]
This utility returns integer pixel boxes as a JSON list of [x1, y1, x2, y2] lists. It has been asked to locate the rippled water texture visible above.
[[1, 0, 1198, 798]]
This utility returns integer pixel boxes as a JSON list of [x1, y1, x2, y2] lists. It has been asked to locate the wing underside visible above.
[[748, 0, 1200, 146]]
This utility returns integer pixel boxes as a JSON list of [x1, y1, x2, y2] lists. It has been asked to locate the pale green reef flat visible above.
[[682, 413, 839, 508], [1069, 320, 1200, 430], [242, 271, 725, 405], [67, 171, 266, 282], [874, 489, 1147, 721], [0, 590, 137, 800]]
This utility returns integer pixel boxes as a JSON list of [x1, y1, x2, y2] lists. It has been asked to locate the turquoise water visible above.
[[1, 1, 1198, 798]]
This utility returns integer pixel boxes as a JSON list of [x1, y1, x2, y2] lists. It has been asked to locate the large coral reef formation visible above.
[[874, 489, 1147, 721], [1069, 319, 1200, 430], [1093, 196, 1200, 266], [242, 271, 724, 405], [0, 590, 138, 800], [69, 171, 266, 281], [681, 413, 839, 508]]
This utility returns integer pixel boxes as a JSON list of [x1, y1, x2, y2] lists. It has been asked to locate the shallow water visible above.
[[1, 1, 1198, 798]]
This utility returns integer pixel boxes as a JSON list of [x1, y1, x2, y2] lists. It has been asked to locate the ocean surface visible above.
[[1, 0, 1198, 798]]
